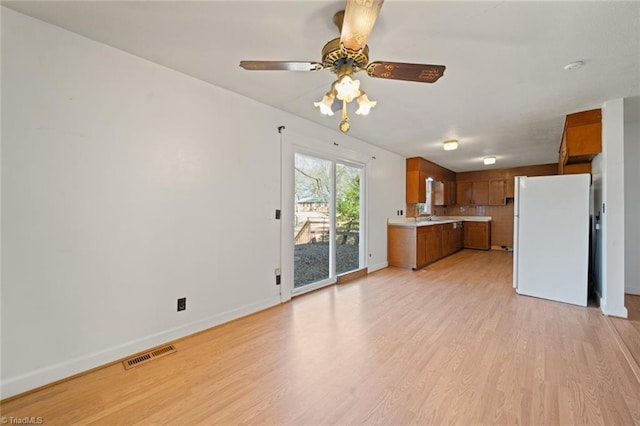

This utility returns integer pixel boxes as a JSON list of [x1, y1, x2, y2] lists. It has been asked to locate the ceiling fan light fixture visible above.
[[355, 92, 376, 115], [335, 74, 361, 102], [314, 92, 336, 116], [241, 2, 445, 134], [443, 139, 458, 151], [483, 156, 497, 165]]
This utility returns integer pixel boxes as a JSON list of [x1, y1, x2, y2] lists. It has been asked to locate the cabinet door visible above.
[[406, 170, 427, 204], [472, 181, 489, 205], [566, 122, 602, 161], [388, 226, 418, 269], [446, 180, 457, 205], [564, 109, 602, 163], [433, 180, 445, 206], [441, 226, 450, 256], [417, 227, 427, 268], [463, 222, 474, 248], [454, 224, 463, 251], [426, 225, 443, 263], [456, 182, 473, 205], [488, 180, 506, 205], [505, 178, 515, 198], [463, 222, 490, 250], [447, 225, 458, 255]]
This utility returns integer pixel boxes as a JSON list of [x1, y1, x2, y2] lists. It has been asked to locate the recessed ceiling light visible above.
[[483, 156, 496, 165], [563, 61, 584, 71], [443, 139, 458, 151]]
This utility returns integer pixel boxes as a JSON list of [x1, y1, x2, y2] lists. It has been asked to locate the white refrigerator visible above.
[[512, 174, 590, 306]]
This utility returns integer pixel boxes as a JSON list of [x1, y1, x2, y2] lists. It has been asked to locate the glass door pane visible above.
[[336, 163, 362, 275], [294, 153, 332, 288]]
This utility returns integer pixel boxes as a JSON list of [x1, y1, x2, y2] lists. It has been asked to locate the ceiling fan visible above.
[[239, 0, 446, 133]]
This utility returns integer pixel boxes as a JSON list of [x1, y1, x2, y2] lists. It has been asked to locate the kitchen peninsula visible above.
[[388, 216, 492, 270]]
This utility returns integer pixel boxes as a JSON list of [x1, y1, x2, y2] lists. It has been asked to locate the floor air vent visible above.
[[123, 344, 177, 370]]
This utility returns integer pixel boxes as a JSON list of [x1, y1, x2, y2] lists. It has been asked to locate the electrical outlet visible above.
[[177, 297, 186, 312]]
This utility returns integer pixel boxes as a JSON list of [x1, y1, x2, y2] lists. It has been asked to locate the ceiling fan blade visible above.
[[366, 62, 446, 83], [239, 61, 323, 72], [340, 0, 384, 52]]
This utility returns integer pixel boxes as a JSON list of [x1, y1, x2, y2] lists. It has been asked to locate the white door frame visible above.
[[280, 131, 367, 301]]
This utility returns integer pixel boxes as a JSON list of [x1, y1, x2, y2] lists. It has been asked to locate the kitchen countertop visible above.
[[388, 216, 492, 227]]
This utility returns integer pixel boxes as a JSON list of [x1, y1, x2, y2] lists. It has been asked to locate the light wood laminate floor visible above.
[[610, 294, 640, 374], [2, 250, 640, 424]]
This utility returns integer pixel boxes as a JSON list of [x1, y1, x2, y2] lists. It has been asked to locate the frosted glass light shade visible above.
[[335, 75, 361, 103], [443, 140, 458, 151], [341, 0, 384, 52], [355, 93, 376, 115], [484, 156, 497, 165], [314, 93, 335, 116]]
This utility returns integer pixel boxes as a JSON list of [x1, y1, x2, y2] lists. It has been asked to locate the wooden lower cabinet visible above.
[[416, 227, 427, 267], [425, 225, 442, 264], [463, 221, 491, 250], [388, 221, 465, 270], [388, 226, 419, 269], [440, 222, 463, 257]]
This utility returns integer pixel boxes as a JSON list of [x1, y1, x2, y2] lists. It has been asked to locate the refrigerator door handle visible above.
[[513, 217, 519, 289]]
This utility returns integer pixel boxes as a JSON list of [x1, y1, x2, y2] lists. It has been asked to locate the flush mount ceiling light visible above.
[[240, 0, 447, 133], [443, 139, 459, 151], [563, 60, 584, 71], [483, 156, 497, 165]]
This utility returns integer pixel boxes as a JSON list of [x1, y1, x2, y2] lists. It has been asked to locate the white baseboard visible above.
[[368, 261, 388, 273], [625, 285, 640, 296], [0, 296, 281, 400], [600, 296, 629, 318]]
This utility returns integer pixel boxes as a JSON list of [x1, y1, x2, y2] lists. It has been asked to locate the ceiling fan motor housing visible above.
[[321, 37, 369, 73]]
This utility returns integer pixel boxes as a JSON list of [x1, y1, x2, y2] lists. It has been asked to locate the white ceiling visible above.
[[3, 1, 639, 172]]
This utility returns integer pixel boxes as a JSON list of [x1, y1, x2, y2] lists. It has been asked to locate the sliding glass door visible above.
[[293, 153, 363, 292], [294, 154, 333, 288], [335, 163, 362, 275]]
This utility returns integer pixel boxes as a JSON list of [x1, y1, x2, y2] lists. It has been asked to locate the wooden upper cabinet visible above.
[[406, 170, 427, 204], [457, 181, 489, 205], [456, 180, 508, 205], [472, 181, 489, 205], [406, 157, 457, 206], [433, 180, 445, 206], [488, 180, 506, 205], [563, 163, 592, 175], [505, 178, 515, 198], [456, 181, 473, 205], [558, 109, 601, 174], [435, 179, 456, 206], [446, 180, 457, 205]]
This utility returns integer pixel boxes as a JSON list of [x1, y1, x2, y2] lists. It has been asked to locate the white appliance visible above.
[[513, 174, 590, 306]]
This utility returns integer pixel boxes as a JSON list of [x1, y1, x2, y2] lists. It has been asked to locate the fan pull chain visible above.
[[339, 99, 350, 133]]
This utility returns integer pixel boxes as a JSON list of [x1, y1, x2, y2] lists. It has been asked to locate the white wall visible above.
[[624, 97, 640, 295], [593, 99, 627, 318], [0, 8, 404, 398]]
